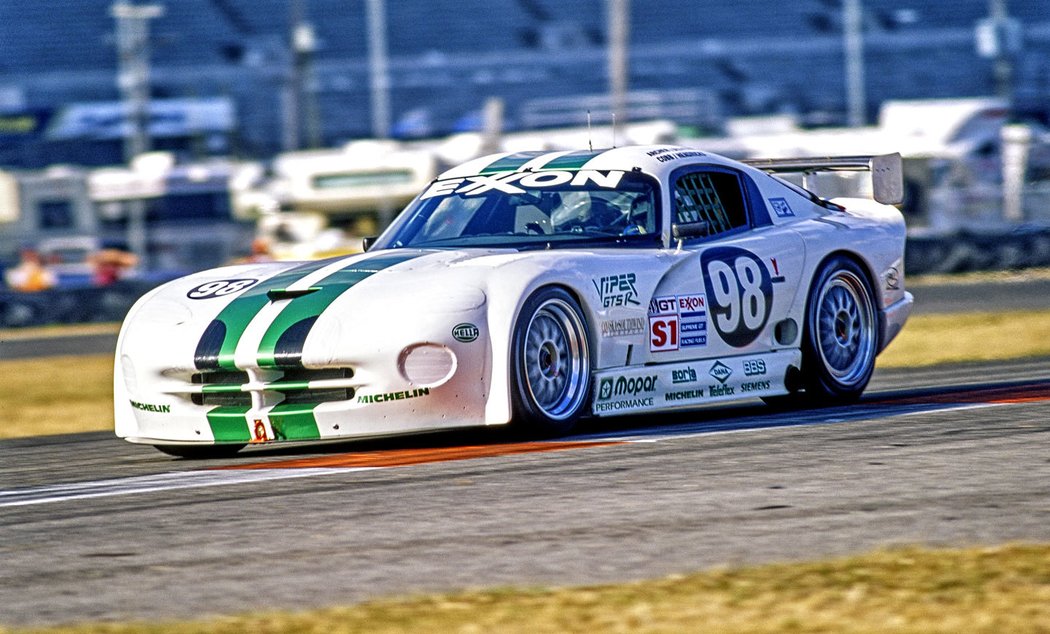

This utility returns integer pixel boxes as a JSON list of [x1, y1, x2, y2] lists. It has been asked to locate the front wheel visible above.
[[799, 256, 879, 403], [510, 287, 591, 436]]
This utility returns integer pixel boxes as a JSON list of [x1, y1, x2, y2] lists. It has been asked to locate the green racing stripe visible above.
[[255, 252, 418, 367], [476, 149, 607, 175], [196, 252, 420, 371], [541, 149, 606, 170], [268, 403, 322, 440], [198, 258, 335, 370], [206, 403, 323, 443], [206, 406, 253, 443], [477, 151, 546, 174]]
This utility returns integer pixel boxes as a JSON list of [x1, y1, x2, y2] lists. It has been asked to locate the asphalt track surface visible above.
[[2, 279, 1050, 627], [1, 358, 1049, 627]]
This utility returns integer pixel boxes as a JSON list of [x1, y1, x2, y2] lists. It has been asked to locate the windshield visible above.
[[376, 169, 660, 249]]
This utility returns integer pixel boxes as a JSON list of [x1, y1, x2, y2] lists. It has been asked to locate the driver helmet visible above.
[[551, 193, 620, 230]]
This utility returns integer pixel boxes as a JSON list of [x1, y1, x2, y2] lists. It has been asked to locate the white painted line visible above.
[[0, 467, 370, 508]]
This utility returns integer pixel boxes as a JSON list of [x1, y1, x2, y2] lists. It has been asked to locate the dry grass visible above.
[[877, 309, 1050, 368], [5, 544, 1048, 634], [0, 354, 113, 438]]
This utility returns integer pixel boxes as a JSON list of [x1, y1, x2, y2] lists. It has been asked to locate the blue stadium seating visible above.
[[0, 0, 1048, 163]]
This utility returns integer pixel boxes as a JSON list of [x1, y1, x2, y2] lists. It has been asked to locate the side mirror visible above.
[[671, 221, 710, 241], [361, 236, 378, 252]]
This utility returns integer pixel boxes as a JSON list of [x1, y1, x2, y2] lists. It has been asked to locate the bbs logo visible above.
[[701, 247, 773, 347], [743, 359, 767, 376]]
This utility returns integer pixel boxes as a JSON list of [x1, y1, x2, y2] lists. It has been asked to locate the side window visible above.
[[673, 171, 747, 235]]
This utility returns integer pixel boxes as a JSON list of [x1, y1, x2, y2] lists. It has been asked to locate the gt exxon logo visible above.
[[599, 375, 658, 400], [709, 361, 732, 384], [649, 295, 676, 315]]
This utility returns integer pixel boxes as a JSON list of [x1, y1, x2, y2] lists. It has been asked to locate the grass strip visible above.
[[3, 543, 1048, 633], [0, 354, 114, 438], [877, 309, 1050, 368]]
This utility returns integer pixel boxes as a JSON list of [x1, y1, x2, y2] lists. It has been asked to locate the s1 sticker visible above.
[[701, 247, 773, 347]]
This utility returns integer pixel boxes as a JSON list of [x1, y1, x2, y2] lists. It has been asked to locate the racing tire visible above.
[[510, 287, 592, 437], [797, 255, 879, 404], [154, 443, 246, 459]]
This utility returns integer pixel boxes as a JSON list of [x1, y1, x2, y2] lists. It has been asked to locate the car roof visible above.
[[437, 145, 747, 182]]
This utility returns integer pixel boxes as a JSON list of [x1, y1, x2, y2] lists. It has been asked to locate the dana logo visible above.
[[709, 361, 732, 384], [452, 323, 479, 342], [599, 375, 658, 400]]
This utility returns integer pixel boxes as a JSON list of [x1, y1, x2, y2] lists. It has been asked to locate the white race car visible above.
[[114, 145, 912, 457]]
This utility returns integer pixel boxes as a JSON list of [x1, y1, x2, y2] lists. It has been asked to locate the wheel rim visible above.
[[522, 298, 589, 420], [815, 270, 876, 387]]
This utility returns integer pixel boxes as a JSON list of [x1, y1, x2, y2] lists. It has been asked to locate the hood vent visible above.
[[267, 287, 322, 302]]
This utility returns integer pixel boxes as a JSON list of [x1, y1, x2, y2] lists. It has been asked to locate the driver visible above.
[[551, 194, 623, 232], [624, 194, 653, 235]]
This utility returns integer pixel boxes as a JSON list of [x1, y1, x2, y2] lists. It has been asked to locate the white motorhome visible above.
[[687, 98, 1050, 228], [89, 152, 259, 273], [0, 165, 98, 285]]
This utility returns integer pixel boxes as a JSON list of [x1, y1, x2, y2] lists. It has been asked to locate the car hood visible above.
[[123, 248, 558, 371]]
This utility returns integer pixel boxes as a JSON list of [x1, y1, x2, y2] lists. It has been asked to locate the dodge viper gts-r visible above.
[[114, 145, 912, 457]]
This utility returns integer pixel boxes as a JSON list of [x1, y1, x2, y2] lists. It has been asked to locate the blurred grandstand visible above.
[[2, 1, 1050, 326], [1, 0, 1048, 163]]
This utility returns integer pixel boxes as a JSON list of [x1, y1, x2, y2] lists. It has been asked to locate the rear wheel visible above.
[[800, 256, 878, 403], [510, 287, 591, 436]]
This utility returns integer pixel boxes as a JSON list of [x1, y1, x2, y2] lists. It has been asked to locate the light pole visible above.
[[367, 0, 391, 139], [976, 0, 1021, 98], [111, 1, 164, 161], [842, 0, 866, 127], [607, 0, 629, 144], [111, 1, 162, 269], [283, 0, 319, 151]]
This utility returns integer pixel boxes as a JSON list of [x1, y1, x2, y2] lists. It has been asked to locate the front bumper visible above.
[[878, 291, 913, 353]]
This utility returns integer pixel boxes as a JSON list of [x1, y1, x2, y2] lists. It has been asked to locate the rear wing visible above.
[[742, 153, 903, 206]]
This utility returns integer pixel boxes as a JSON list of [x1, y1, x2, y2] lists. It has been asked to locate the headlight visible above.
[[398, 344, 456, 386]]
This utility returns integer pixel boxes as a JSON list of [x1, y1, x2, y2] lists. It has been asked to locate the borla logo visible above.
[[672, 367, 697, 384], [709, 361, 732, 384], [599, 378, 614, 400]]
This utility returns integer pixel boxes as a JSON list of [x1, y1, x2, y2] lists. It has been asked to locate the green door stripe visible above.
[[269, 403, 322, 440], [207, 405, 252, 442], [208, 259, 336, 370], [256, 252, 420, 367]]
